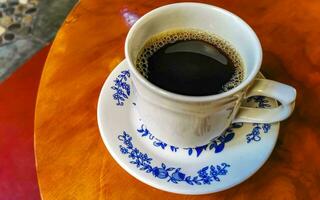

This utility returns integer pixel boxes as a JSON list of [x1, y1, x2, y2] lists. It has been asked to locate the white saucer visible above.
[[97, 60, 279, 195]]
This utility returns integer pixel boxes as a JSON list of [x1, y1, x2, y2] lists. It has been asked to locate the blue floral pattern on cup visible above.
[[111, 70, 130, 106], [118, 131, 230, 185]]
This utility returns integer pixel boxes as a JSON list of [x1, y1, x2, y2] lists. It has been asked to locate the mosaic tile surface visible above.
[[0, 0, 78, 81]]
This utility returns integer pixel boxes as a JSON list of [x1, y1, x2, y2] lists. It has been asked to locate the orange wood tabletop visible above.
[[35, 0, 320, 199]]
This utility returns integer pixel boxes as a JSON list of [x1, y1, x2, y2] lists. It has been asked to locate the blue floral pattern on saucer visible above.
[[245, 96, 272, 143], [247, 96, 271, 108], [118, 131, 230, 185], [111, 70, 130, 106], [246, 123, 272, 143], [137, 122, 243, 157]]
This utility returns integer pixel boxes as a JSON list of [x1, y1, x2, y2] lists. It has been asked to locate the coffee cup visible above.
[[125, 3, 296, 147]]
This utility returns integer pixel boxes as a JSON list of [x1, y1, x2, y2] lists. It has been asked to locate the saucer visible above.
[[97, 60, 279, 195]]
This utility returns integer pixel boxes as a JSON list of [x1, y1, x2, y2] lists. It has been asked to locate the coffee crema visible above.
[[136, 29, 244, 96]]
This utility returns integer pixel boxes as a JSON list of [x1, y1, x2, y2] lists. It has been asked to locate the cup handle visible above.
[[233, 79, 296, 123]]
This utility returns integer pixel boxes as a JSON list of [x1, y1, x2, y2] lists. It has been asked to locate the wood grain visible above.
[[35, 0, 320, 199]]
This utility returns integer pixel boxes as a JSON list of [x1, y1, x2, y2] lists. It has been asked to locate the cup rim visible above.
[[125, 2, 262, 102]]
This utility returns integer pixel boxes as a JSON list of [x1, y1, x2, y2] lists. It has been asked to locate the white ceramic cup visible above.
[[125, 3, 296, 147]]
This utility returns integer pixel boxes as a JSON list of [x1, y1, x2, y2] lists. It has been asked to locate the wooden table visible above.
[[35, 0, 320, 199]]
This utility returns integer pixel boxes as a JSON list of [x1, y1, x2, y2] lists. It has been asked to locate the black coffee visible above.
[[136, 30, 244, 96]]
